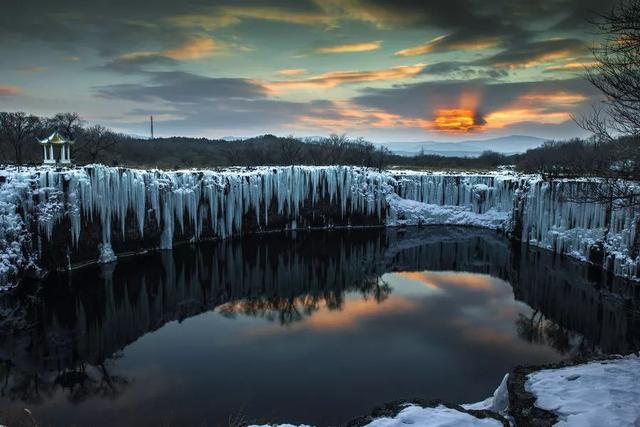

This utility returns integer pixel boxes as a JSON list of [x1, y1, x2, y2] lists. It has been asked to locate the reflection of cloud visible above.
[[314, 41, 382, 54], [244, 296, 417, 336], [263, 64, 425, 93], [395, 271, 497, 292], [304, 297, 416, 330]]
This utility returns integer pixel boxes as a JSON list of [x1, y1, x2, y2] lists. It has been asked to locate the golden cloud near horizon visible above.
[[264, 63, 426, 93], [288, 86, 583, 134]]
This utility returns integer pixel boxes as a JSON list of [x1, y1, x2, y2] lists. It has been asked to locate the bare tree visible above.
[[572, 0, 640, 207], [374, 146, 390, 172], [0, 112, 41, 165], [47, 112, 84, 140], [279, 135, 303, 165], [77, 125, 118, 164], [322, 133, 348, 164]]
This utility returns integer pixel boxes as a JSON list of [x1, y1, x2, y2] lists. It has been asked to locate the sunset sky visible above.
[[0, 0, 608, 141]]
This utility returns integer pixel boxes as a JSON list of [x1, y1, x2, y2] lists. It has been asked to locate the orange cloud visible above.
[[545, 61, 598, 72], [314, 40, 382, 54], [433, 109, 482, 133], [264, 63, 426, 93], [394, 35, 447, 56], [484, 108, 569, 128], [118, 37, 222, 63], [395, 36, 497, 57], [0, 85, 21, 95], [290, 100, 430, 131], [162, 37, 222, 60], [277, 68, 308, 77], [303, 297, 416, 330], [64, 55, 81, 62], [520, 91, 588, 105]]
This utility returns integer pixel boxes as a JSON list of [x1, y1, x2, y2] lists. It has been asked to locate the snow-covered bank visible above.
[[526, 355, 640, 426], [0, 165, 639, 287], [249, 356, 640, 426]]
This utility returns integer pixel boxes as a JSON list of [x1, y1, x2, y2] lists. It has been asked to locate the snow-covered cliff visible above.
[[1, 165, 638, 288]]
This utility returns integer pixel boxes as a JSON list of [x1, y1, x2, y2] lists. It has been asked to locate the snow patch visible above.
[[526, 355, 640, 426], [361, 404, 503, 427]]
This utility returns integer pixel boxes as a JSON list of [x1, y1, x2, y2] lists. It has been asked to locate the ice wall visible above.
[[0, 165, 639, 288], [520, 179, 640, 278]]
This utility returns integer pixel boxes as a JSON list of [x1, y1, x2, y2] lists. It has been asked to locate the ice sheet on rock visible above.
[[386, 194, 512, 230], [0, 168, 37, 289], [463, 374, 509, 414], [526, 355, 640, 427]]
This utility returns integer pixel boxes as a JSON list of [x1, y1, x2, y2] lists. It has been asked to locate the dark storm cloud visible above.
[[98, 55, 180, 74], [96, 72, 267, 103], [474, 39, 589, 68], [1, 0, 606, 55], [0, 0, 322, 57], [95, 70, 314, 132], [422, 62, 509, 80]]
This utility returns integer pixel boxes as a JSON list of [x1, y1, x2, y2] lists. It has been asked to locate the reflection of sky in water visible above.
[[4, 225, 638, 427], [1, 271, 566, 427]]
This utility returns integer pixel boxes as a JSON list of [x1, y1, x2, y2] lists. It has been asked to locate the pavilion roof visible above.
[[37, 131, 74, 145]]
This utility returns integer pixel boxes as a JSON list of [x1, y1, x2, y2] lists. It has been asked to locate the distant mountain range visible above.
[[377, 135, 547, 157], [128, 133, 546, 158]]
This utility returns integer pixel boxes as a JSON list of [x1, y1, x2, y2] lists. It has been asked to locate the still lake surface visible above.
[[0, 227, 639, 426]]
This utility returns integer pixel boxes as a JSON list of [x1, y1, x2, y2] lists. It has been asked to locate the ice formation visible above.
[[0, 164, 639, 288]]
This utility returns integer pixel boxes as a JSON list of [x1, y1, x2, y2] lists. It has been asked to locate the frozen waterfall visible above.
[[0, 165, 639, 288]]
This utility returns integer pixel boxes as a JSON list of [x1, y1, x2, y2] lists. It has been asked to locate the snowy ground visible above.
[[526, 354, 640, 426], [356, 405, 504, 427]]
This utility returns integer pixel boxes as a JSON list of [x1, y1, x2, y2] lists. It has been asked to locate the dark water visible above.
[[1, 227, 639, 426]]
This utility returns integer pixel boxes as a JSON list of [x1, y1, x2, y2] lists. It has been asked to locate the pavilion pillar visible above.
[[43, 145, 47, 161]]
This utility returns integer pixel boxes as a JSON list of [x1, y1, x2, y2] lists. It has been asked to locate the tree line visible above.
[[0, 112, 511, 170], [2, 109, 639, 176]]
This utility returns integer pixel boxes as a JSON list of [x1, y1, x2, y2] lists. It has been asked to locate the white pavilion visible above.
[[37, 131, 74, 165]]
